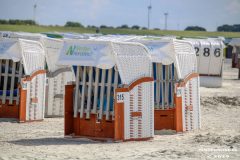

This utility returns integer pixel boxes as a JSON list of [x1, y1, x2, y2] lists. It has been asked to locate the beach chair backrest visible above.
[[40, 37, 64, 73], [19, 39, 45, 75], [111, 41, 151, 85]]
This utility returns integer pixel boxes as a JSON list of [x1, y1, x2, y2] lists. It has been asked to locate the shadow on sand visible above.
[[6, 137, 112, 146], [0, 118, 21, 123]]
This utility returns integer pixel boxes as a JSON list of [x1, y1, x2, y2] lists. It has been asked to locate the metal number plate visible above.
[[177, 87, 181, 97], [46, 78, 49, 85], [117, 92, 124, 103], [22, 81, 28, 90]]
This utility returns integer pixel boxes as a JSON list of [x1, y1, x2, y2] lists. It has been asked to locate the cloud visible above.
[[159, 19, 164, 24], [39, 6, 46, 9], [71, 0, 85, 5], [90, 12, 97, 19], [91, 0, 109, 9], [227, 0, 240, 14], [222, 14, 227, 19], [41, 13, 53, 18], [72, 9, 86, 19]]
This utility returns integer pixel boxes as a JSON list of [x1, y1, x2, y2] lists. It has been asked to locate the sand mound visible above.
[[201, 96, 240, 106], [194, 132, 240, 146]]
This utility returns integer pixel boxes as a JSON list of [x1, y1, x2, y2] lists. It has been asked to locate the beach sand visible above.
[[0, 58, 239, 160]]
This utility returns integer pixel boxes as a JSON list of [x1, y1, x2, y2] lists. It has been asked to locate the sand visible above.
[[0, 58, 240, 160]]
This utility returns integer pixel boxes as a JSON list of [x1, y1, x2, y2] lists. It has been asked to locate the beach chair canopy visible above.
[[5, 33, 71, 73], [42, 32, 89, 39], [229, 38, 240, 47], [9, 32, 46, 41], [56, 38, 151, 85], [126, 37, 197, 80], [0, 38, 45, 75], [5, 33, 65, 73], [40, 37, 65, 73]]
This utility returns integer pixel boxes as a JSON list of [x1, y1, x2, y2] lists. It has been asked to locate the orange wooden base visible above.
[[65, 112, 115, 142], [64, 77, 154, 142], [0, 100, 19, 119], [154, 110, 175, 130], [70, 113, 115, 139], [65, 135, 153, 142]]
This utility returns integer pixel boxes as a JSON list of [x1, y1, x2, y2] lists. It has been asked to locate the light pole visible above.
[[148, 5, 152, 29], [34, 3, 37, 22], [164, 13, 168, 30]]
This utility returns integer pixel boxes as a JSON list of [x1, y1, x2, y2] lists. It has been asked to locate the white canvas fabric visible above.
[[0, 38, 45, 75], [142, 42, 176, 65], [56, 42, 115, 69], [0, 40, 22, 62], [229, 38, 240, 47], [126, 37, 197, 79], [9, 32, 46, 41], [42, 32, 89, 39]]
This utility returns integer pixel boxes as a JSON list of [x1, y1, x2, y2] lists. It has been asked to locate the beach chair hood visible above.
[[56, 38, 152, 85], [9, 32, 46, 41], [229, 38, 240, 47], [56, 40, 115, 69], [0, 39, 22, 62], [127, 38, 197, 80], [0, 38, 45, 75]]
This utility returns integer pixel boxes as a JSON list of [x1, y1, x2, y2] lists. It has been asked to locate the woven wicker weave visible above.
[[66, 38, 154, 139], [0, 38, 46, 121]]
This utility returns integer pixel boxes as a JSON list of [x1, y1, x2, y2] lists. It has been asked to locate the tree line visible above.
[[87, 24, 160, 30], [217, 24, 240, 32], [64, 22, 161, 30], [0, 20, 160, 30], [184, 24, 240, 32], [0, 19, 37, 25], [184, 26, 206, 31], [3, 20, 239, 32]]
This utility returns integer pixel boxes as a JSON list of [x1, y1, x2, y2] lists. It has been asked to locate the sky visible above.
[[0, 0, 240, 31]]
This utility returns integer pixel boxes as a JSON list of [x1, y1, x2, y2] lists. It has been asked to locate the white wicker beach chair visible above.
[[125, 37, 201, 132], [0, 38, 46, 122], [184, 38, 225, 88], [57, 37, 154, 142]]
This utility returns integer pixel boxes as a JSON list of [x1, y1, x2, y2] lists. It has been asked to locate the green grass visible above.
[[1, 24, 240, 38]]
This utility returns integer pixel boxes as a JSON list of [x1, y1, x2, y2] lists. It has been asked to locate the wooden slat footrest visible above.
[[187, 105, 193, 110], [93, 128, 102, 132], [31, 98, 38, 103], [131, 112, 142, 117]]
